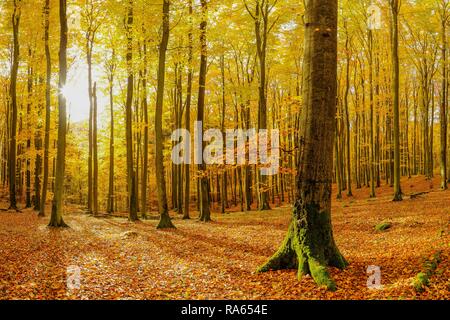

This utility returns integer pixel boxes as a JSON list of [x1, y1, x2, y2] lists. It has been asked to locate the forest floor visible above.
[[0, 176, 448, 300]]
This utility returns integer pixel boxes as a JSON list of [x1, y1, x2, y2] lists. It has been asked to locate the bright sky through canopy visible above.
[[63, 59, 106, 123]]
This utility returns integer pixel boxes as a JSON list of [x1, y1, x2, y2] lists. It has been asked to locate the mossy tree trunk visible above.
[[258, 0, 347, 291]]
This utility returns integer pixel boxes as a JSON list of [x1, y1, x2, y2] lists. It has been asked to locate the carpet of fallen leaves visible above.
[[0, 176, 448, 300]]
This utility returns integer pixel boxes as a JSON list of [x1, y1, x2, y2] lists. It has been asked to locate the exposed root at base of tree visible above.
[[199, 209, 212, 222], [393, 192, 403, 202], [48, 218, 69, 228], [157, 213, 176, 229], [128, 216, 140, 222], [199, 215, 212, 222], [258, 203, 271, 211], [257, 205, 348, 291]]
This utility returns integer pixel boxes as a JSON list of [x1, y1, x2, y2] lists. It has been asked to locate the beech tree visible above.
[[48, 0, 68, 227], [258, 0, 347, 291], [125, 0, 138, 221], [439, 0, 448, 190], [197, 0, 211, 222], [183, 0, 194, 220], [390, 0, 402, 201], [155, 0, 175, 229], [8, 0, 21, 211]]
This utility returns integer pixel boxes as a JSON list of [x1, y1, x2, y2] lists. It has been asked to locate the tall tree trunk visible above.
[[368, 30, 376, 198], [87, 44, 93, 215], [25, 49, 33, 209], [33, 117, 42, 211], [440, 1, 448, 189], [335, 117, 342, 199], [134, 79, 141, 213], [92, 83, 99, 215], [183, 0, 194, 220], [40, 0, 51, 217], [141, 36, 149, 219], [107, 50, 116, 213], [49, 0, 68, 227], [405, 85, 411, 178], [220, 54, 228, 213], [1, 86, 8, 189], [343, 23, 352, 196], [125, 0, 139, 221], [258, 0, 347, 291], [197, 0, 211, 222], [413, 93, 418, 175], [176, 69, 183, 215], [8, 0, 21, 211], [430, 88, 435, 178], [375, 52, 381, 187], [247, 0, 272, 211], [390, 0, 402, 201], [155, 0, 175, 229]]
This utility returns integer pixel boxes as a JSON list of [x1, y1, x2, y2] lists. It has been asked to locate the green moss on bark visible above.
[[257, 202, 347, 291], [308, 258, 336, 291], [257, 223, 298, 272]]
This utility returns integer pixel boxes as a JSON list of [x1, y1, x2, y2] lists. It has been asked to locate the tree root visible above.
[[393, 192, 403, 202], [48, 218, 69, 228], [257, 212, 348, 291], [157, 213, 176, 229], [258, 244, 346, 291], [199, 214, 212, 222]]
